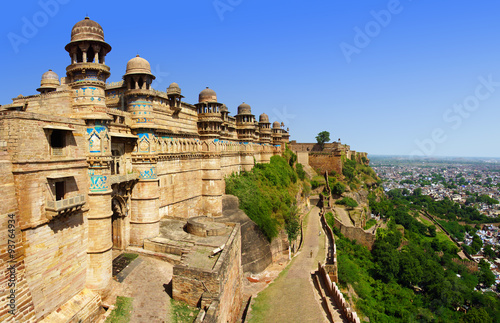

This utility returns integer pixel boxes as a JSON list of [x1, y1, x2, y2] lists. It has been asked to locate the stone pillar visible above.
[[201, 149, 223, 217], [130, 163, 160, 246], [86, 122, 113, 294], [86, 168, 113, 293], [129, 131, 160, 246]]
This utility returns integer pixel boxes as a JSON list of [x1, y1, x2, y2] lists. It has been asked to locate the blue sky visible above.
[[1, 1, 500, 157]]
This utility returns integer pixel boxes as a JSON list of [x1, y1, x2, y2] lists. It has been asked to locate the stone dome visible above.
[[37, 69, 59, 92], [237, 102, 252, 115], [199, 87, 217, 103], [273, 121, 281, 129], [167, 82, 181, 95], [125, 55, 154, 76], [65, 17, 111, 53], [259, 113, 269, 123], [220, 104, 228, 112], [71, 17, 104, 42], [42, 69, 59, 80]]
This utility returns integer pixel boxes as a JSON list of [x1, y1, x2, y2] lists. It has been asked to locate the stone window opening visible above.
[[87, 46, 95, 63], [55, 181, 65, 200], [50, 129, 66, 156], [138, 78, 144, 89], [76, 47, 83, 63]]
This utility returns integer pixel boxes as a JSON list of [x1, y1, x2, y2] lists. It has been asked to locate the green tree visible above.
[[428, 225, 437, 237], [285, 204, 300, 243], [315, 131, 330, 150], [483, 244, 495, 259], [462, 307, 492, 323], [477, 260, 496, 288], [471, 234, 483, 254], [331, 181, 346, 196]]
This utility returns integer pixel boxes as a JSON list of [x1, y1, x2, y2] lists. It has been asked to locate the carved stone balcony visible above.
[[46, 194, 86, 220], [109, 172, 139, 185]]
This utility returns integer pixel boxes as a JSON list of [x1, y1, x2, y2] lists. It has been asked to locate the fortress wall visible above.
[[24, 212, 88, 320], [172, 224, 242, 322], [333, 217, 375, 250], [157, 158, 203, 218], [18, 91, 73, 117], [0, 112, 86, 162], [211, 224, 243, 323], [0, 150, 36, 322], [220, 154, 241, 178], [309, 154, 342, 175], [296, 151, 309, 165]]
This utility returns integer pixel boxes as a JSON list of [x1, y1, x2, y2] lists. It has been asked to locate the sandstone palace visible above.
[[0, 17, 290, 322]]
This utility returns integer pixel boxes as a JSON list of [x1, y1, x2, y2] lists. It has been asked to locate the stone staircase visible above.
[[127, 236, 196, 265]]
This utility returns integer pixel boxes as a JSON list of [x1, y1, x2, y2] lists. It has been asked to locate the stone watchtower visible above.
[[195, 88, 224, 217], [123, 55, 161, 245], [272, 121, 283, 146], [235, 103, 256, 171], [65, 17, 114, 293]]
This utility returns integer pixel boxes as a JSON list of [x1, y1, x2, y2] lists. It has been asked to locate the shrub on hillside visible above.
[[225, 155, 301, 241]]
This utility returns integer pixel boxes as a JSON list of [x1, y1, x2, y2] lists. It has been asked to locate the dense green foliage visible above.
[[335, 197, 358, 209], [295, 163, 306, 181], [466, 194, 499, 206], [333, 191, 500, 322], [225, 154, 302, 241], [341, 157, 379, 190]]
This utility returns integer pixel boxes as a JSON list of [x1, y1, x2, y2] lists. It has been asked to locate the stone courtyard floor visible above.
[[103, 256, 173, 323]]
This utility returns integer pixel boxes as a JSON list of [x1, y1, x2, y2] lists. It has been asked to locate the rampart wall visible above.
[[332, 217, 375, 250], [172, 224, 242, 322], [309, 154, 343, 175]]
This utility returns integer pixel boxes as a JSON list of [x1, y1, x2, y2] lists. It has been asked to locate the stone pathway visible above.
[[107, 256, 173, 323], [249, 207, 332, 322]]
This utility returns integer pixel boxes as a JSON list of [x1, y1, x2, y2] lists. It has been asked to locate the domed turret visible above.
[[220, 104, 228, 112], [167, 82, 181, 96], [65, 17, 111, 54], [259, 113, 269, 123], [237, 102, 252, 115], [125, 55, 155, 77], [199, 87, 217, 103], [37, 69, 59, 93], [272, 121, 281, 129]]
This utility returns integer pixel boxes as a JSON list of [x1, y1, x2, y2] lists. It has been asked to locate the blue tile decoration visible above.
[[90, 175, 108, 192], [139, 167, 157, 180]]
